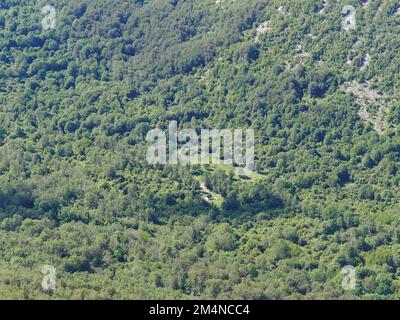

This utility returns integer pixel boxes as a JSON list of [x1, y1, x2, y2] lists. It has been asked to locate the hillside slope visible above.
[[0, 0, 399, 299]]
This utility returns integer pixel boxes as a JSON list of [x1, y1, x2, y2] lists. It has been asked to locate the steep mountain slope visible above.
[[0, 0, 399, 299]]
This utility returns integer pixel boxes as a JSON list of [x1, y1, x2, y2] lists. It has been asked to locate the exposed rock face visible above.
[[255, 21, 270, 43], [344, 81, 390, 135], [360, 53, 371, 71], [317, 1, 327, 14]]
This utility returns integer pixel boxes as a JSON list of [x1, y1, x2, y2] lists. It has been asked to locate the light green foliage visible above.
[[0, 0, 399, 299]]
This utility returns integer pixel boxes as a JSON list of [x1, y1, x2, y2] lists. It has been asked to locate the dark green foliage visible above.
[[0, 0, 399, 299]]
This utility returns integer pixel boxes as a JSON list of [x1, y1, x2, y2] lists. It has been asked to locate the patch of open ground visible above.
[[255, 21, 270, 43], [343, 81, 392, 134]]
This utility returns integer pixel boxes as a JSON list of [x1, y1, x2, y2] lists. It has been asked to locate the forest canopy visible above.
[[0, 0, 399, 299]]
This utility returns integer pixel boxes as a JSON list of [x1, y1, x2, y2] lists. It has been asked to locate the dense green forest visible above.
[[0, 0, 399, 299]]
